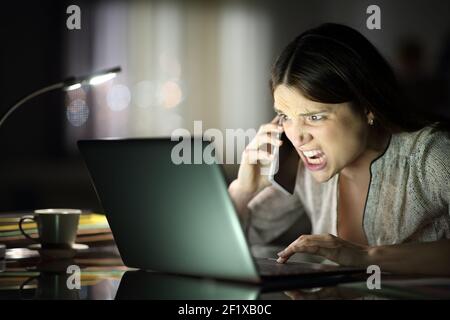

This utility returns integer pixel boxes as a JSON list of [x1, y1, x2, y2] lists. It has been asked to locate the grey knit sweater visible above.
[[246, 125, 450, 246]]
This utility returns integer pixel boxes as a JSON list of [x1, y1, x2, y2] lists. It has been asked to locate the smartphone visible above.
[[267, 130, 300, 195]]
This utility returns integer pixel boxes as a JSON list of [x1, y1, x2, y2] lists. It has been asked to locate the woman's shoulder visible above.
[[387, 125, 450, 187], [370, 126, 450, 231], [390, 125, 450, 160]]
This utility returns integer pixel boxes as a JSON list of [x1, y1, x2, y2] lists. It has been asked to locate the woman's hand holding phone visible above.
[[231, 116, 283, 196], [228, 116, 283, 217]]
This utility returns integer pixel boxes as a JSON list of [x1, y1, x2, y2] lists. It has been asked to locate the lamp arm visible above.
[[0, 82, 65, 129]]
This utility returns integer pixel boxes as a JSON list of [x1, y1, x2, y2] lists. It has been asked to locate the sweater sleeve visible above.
[[244, 168, 310, 245], [414, 129, 450, 219]]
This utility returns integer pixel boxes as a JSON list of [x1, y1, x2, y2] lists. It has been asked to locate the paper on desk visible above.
[[0, 213, 109, 232]]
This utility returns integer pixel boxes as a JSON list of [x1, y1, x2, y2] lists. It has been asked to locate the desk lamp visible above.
[[0, 66, 121, 128], [0, 66, 121, 258]]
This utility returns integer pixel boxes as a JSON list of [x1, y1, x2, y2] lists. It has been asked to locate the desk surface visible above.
[[1, 244, 450, 300]]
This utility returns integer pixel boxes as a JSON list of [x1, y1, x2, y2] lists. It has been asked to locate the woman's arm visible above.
[[368, 239, 450, 276], [276, 234, 450, 276], [228, 179, 257, 218]]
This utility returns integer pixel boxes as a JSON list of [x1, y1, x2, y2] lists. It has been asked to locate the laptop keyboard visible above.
[[255, 257, 356, 276]]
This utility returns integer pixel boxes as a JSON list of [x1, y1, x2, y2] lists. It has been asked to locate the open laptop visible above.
[[78, 138, 364, 288]]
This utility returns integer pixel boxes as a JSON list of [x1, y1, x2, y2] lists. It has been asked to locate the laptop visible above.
[[78, 138, 364, 288]]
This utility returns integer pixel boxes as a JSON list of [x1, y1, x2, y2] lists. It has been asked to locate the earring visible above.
[[368, 118, 374, 126]]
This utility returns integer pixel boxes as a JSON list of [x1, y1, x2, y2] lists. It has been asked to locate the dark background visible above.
[[1, 0, 449, 213], [0, 1, 100, 212]]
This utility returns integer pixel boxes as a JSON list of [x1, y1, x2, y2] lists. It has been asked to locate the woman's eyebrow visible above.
[[274, 106, 332, 115], [298, 109, 329, 116]]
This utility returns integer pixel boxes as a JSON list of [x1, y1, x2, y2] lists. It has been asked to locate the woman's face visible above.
[[273, 85, 371, 183]]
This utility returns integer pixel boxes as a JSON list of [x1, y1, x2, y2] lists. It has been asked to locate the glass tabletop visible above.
[[1, 244, 449, 300]]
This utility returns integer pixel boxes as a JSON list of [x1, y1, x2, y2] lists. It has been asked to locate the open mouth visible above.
[[299, 149, 327, 170], [305, 152, 325, 164]]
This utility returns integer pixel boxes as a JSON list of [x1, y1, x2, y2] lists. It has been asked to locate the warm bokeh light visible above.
[[159, 80, 183, 109], [65, 0, 274, 139]]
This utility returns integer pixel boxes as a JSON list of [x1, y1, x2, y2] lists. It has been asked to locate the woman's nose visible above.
[[290, 123, 311, 147], [292, 132, 309, 147]]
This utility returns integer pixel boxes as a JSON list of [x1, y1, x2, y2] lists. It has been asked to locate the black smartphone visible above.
[[267, 130, 300, 195]]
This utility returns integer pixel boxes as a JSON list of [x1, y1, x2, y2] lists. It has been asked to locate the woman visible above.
[[228, 23, 450, 276]]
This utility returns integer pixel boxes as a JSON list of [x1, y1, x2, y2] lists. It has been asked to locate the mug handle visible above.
[[19, 216, 39, 242], [19, 275, 39, 300]]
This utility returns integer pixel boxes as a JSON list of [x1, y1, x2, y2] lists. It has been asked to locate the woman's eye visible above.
[[308, 114, 324, 121], [278, 114, 289, 121]]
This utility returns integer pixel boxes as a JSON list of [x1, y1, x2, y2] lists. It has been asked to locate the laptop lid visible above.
[[78, 138, 260, 283]]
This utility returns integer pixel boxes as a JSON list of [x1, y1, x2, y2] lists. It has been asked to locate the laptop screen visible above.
[[78, 138, 259, 282]]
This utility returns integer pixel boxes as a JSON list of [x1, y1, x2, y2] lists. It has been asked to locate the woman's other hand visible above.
[[277, 234, 372, 267]]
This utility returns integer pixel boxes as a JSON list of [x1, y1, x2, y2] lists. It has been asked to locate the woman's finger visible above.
[[277, 245, 335, 263], [247, 133, 283, 151], [244, 149, 274, 165], [276, 235, 341, 263], [257, 122, 283, 135], [278, 235, 339, 256], [271, 115, 280, 124], [296, 234, 340, 248], [300, 234, 338, 242]]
